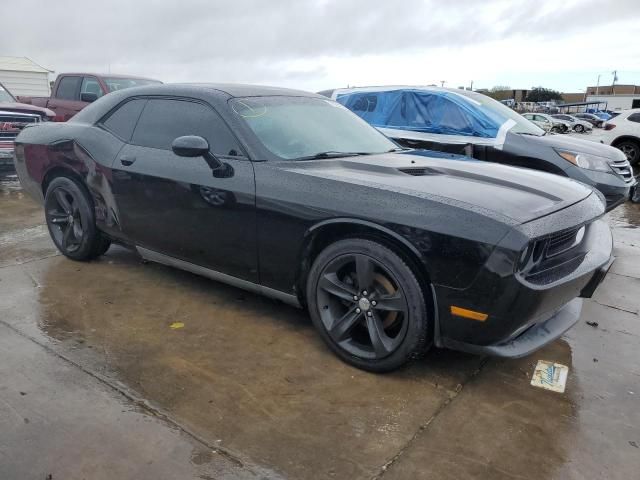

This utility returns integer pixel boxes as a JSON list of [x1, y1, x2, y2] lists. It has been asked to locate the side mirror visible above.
[[172, 135, 210, 157], [80, 92, 98, 103], [171, 135, 228, 175]]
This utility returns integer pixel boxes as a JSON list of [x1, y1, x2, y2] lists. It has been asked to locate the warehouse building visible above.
[[0, 56, 53, 97]]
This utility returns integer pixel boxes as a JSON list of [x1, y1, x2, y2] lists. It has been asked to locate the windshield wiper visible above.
[[293, 151, 370, 161]]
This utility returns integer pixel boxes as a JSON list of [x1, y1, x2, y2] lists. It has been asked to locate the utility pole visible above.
[[595, 74, 600, 95], [440, 80, 446, 87], [469, 80, 474, 91], [612, 70, 618, 94]]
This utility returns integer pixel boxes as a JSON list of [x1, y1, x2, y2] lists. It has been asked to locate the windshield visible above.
[[231, 96, 398, 160], [0, 83, 16, 102], [455, 90, 546, 136], [104, 77, 161, 93]]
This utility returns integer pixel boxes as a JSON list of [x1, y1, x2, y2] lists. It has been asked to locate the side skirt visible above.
[[136, 246, 302, 308]]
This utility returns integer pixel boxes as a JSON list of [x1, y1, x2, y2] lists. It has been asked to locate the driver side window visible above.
[[81, 77, 104, 99], [131, 99, 244, 157]]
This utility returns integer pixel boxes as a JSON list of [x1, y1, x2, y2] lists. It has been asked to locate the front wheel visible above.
[[307, 238, 431, 372], [44, 177, 111, 261], [574, 124, 585, 133], [615, 140, 640, 165]]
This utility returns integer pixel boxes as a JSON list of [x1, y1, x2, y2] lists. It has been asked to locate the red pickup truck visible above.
[[18, 73, 161, 122]]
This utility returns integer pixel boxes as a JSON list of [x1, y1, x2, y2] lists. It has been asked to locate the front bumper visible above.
[[442, 298, 582, 357], [0, 144, 14, 167], [441, 255, 613, 358], [568, 166, 634, 211], [435, 209, 613, 357]]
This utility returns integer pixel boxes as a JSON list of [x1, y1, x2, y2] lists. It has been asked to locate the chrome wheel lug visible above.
[[371, 300, 377, 306], [367, 311, 373, 317], [355, 308, 361, 314], [362, 290, 368, 296], [353, 295, 359, 301]]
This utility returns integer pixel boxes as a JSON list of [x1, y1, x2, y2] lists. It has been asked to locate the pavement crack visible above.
[[0, 318, 251, 472], [0, 253, 60, 269], [593, 300, 638, 315], [371, 357, 491, 480]]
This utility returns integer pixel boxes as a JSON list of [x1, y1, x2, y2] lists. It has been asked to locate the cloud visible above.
[[3, 0, 640, 91]]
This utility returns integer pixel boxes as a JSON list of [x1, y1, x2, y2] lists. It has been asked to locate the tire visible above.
[[614, 140, 640, 165], [44, 176, 111, 261], [574, 124, 584, 133], [306, 238, 430, 372], [551, 126, 561, 133]]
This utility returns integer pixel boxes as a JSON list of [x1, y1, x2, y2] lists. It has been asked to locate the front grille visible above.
[[610, 158, 634, 183], [520, 225, 587, 285], [0, 112, 40, 143], [545, 226, 583, 258], [525, 255, 586, 286]]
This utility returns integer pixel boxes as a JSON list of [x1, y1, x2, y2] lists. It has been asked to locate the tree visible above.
[[525, 87, 562, 103], [485, 86, 513, 101]]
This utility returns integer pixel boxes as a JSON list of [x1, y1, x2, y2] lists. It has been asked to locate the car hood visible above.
[[278, 152, 593, 225], [519, 132, 626, 162], [0, 102, 55, 119]]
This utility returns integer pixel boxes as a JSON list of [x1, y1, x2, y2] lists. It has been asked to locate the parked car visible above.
[[0, 82, 55, 167], [15, 84, 613, 372], [522, 112, 570, 133], [587, 110, 612, 121], [323, 87, 636, 210], [551, 114, 593, 133], [596, 109, 640, 165], [18, 73, 161, 122], [574, 113, 605, 128]]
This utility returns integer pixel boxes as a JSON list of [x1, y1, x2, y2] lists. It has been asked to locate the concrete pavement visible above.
[[1, 171, 639, 479]]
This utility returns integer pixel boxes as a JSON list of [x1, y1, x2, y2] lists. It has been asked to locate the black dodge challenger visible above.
[[14, 84, 613, 372]]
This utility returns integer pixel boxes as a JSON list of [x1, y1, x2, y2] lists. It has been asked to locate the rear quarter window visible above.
[[627, 113, 640, 123], [101, 99, 147, 141]]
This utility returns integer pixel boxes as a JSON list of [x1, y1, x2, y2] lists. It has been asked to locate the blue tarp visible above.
[[336, 89, 508, 139]]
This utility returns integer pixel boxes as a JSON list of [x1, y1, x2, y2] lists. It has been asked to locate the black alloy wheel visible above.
[[307, 238, 430, 372], [574, 124, 584, 133], [616, 140, 640, 165], [44, 177, 111, 260]]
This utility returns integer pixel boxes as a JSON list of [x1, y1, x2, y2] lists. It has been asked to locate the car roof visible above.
[[69, 83, 326, 125], [172, 83, 322, 98], [59, 73, 161, 82]]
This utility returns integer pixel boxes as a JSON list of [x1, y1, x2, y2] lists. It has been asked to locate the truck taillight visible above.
[[604, 124, 616, 130]]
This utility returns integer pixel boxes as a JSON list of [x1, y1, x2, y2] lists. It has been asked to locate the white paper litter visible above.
[[530, 360, 569, 393]]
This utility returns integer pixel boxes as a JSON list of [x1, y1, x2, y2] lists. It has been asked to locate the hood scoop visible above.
[[398, 167, 441, 176]]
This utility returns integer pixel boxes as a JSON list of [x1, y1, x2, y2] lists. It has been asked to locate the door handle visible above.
[[120, 156, 136, 166]]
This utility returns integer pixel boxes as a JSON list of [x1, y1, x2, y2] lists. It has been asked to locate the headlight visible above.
[[554, 149, 611, 172]]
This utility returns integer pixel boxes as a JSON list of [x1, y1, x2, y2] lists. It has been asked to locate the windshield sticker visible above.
[[232, 100, 267, 118]]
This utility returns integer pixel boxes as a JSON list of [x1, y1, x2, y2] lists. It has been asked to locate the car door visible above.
[[110, 97, 258, 282], [48, 76, 86, 121], [80, 76, 106, 103]]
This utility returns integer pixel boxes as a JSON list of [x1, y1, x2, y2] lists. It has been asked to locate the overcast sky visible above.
[[4, 0, 640, 93]]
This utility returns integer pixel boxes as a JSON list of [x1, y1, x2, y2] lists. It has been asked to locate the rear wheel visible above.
[[615, 140, 640, 165], [574, 124, 585, 133], [307, 238, 430, 372], [44, 177, 111, 260]]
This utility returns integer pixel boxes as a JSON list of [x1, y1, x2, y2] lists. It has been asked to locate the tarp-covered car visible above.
[[321, 86, 636, 210]]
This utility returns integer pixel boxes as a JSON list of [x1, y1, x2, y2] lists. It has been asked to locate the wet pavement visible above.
[[1, 169, 639, 479]]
